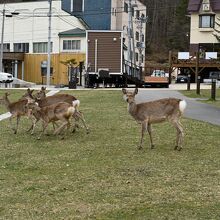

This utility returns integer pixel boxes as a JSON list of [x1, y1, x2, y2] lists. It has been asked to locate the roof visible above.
[[188, 0, 220, 13], [58, 28, 86, 37]]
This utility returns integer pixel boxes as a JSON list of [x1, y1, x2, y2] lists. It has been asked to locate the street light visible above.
[[0, 7, 19, 72]]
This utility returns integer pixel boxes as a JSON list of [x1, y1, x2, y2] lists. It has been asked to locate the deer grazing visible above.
[[26, 99, 80, 139], [0, 92, 35, 134], [26, 87, 89, 133], [122, 88, 187, 151]]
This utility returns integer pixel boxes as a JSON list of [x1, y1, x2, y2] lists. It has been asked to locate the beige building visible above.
[[188, 0, 220, 53]]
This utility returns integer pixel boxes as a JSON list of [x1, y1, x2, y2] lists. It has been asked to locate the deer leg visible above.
[[27, 115, 38, 134], [8, 115, 16, 134], [74, 111, 89, 134], [54, 120, 69, 138], [14, 116, 21, 134], [147, 123, 154, 149], [172, 120, 184, 151], [53, 119, 68, 135], [138, 122, 147, 150], [30, 118, 39, 135], [37, 121, 48, 140]]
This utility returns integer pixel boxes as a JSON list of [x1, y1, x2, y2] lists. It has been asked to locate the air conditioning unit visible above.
[[203, 3, 210, 11]]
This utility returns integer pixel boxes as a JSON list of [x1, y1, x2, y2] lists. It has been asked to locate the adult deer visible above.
[[122, 88, 187, 151], [26, 99, 80, 139], [27, 87, 89, 133], [0, 92, 35, 134]]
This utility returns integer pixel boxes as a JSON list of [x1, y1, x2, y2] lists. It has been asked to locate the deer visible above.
[[122, 88, 187, 151], [25, 99, 80, 140], [0, 92, 36, 134], [26, 87, 89, 134]]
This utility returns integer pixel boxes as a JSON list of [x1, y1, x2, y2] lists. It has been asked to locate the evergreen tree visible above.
[[167, 0, 190, 51]]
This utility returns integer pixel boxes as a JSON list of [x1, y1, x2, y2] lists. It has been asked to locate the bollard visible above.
[[187, 74, 191, 91], [211, 79, 216, 100], [196, 75, 201, 95]]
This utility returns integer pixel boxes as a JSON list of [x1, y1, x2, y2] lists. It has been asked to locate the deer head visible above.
[[122, 88, 138, 103], [34, 87, 46, 100]]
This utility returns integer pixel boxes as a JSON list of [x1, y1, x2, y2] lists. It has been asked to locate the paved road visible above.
[[135, 89, 220, 126]]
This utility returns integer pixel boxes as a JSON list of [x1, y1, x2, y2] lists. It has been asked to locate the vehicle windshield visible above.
[[152, 70, 166, 77]]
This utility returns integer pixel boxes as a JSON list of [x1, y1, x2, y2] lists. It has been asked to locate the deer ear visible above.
[[122, 88, 127, 94], [134, 88, 138, 95]]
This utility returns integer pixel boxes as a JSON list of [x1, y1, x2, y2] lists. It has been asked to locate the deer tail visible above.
[[179, 100, 187, 114], [72, 100, 80, 109]]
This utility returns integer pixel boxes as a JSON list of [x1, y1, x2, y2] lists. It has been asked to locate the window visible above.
[[136, 10, 140, 19], [135, 31, 139, 41], [199, 15, 215, 28], [112, 8, 117, 16], [14, 43, 29, 53], [33, 42, 53, 53], [132, 7, 134, 16], [136, 52, 139, 62], [63, 40, 80, 50], [124, 2, 128, 13], [71, 0, 83, 12], [3, 43, 10, 52], [141, 34, 144, 42]]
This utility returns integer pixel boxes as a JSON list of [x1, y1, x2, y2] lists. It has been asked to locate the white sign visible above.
[[205, 52, 217, 59], [178, 52, 190, 60]]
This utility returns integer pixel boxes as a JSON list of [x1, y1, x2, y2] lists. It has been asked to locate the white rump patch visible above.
[[72, 100, 80, 108], [179, 100, 187, 113], [67, 107, 76, 115]]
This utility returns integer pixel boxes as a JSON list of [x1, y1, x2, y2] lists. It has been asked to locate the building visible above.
[[0, 0, 86, 85], [0, 0, 146, 86], [62, 0, 147, 84], [168, 0, 220, 83], [188, 0, 220, 53]]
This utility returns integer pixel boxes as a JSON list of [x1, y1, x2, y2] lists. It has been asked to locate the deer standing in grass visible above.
[[27, 87, 89, 133], [26, 99, 80, 139], [122, 88, 187, 151], [0, 92, 35, 134]]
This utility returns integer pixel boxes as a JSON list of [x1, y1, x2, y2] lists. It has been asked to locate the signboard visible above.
[[178, 52, 190, 60], [205, 52, 217, 60]]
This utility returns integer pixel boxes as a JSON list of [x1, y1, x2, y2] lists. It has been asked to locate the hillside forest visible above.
[[141, 0, 190, 63]]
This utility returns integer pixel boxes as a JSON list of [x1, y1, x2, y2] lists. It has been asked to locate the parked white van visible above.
[[0, 72, 13, 83]]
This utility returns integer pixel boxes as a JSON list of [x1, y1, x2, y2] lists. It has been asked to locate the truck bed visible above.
[[144, 76, 169, 88]]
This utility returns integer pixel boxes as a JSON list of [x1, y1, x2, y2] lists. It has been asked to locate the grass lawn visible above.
[[180, 89, 220, 108], [0, 89, 220, 219]]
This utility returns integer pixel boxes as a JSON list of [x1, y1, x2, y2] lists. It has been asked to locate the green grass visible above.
[[0, 89, 220, 219], [181, 89, 220, 107]]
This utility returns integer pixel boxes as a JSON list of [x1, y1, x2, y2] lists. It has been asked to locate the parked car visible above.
[[175, 75, 188, 83], [0, 72, 13, 83]]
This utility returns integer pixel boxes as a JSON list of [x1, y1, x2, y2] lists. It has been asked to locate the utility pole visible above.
[[0, 5, 6, 72], [47, 0, 52, 87], [127, 0, 133, 76]]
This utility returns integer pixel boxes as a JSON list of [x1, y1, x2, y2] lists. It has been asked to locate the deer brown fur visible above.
[[26, 87, 89, 133], [26, 100, 79, 139], [0, 92, 35, 134], [122, 88, 187, 151]]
